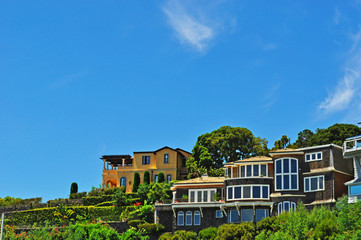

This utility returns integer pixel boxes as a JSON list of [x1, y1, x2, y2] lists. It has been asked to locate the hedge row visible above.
[[7, 206, 124, 226], [82, 195, 114, 206]]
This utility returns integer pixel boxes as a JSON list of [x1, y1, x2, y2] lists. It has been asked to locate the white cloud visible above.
[[318, 29, 361, 117], [333, 8, 340, 25], [162, 0, 222, 52]]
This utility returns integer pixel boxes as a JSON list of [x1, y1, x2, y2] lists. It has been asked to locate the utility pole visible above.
[[0, 213, 4, 240]]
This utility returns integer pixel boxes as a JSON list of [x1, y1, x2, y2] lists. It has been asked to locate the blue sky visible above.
[[1, 1, 361, 201]]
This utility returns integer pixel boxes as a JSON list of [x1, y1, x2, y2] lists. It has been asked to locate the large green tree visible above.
[[187, 126, 268, 178], [294, 129, 314, 148]]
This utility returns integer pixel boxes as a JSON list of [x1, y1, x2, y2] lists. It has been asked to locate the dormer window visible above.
[[305, 152, 322, 162]]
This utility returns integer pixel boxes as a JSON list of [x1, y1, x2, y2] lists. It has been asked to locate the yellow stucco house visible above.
[[101, 146, 192, 193]]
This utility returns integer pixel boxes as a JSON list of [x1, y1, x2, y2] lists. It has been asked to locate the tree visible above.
[[187, 126, 268, 178], [158, 172, 165, 183], [132, 172, 140, 192], [143, 171, 150, 185], [273, 135, 291, 150], [294, 129, 314, 148], [147, 183, 170, 204], [70, 182, 78, 195]]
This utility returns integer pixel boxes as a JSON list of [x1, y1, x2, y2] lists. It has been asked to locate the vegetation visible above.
[[70, 182, 78, 195], [132, 172, 141, 193], [158, 172, 165, 183], [143, 171, 150, 185], [187, 126, 268, 178]]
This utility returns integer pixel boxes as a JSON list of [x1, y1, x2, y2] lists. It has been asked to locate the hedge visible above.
[[82, 195, 114, 206], [7, 206, 124, 226]]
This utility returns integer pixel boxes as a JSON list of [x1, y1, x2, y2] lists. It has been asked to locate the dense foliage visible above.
[[143, 171, 150, 185], [132, 172, 141, 193], [70, 182, 78, 195], [0, 197, 42, 207]]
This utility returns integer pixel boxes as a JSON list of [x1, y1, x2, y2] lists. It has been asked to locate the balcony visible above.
[[343, 135, 361, 158]]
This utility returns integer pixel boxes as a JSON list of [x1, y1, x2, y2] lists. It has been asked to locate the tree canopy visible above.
[[186, 126, 268, 178]]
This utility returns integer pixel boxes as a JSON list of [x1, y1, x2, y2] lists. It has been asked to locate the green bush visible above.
[[143, 171, 150, 184], [64, 222, 121, 240], [128, 219, 145, 228], [215, 223, 255, 240], [120, 227, 149, 240], [172, 230, 197, 240], [137, 223, 165, 236], [158, 172, 165, 183], [83, 195, 114, 206], [198, 227, 217, 240], [70, 191, 87, 199], [159, 232, 173, 240], [70, 182, 78, 195], [95, 200, 116, 207], [133, 172, 141, 192]]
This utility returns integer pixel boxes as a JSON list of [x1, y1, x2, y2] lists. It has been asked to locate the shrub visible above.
[[95, 200, 116, 207], [143, 171, 150, 185], [120, 227, 149, 240], [158, 172, 165, 183], [172, 230, 197, 240], [70, 191, 87, 199], [133, 172, 141, 192], [128, 219, 145, 228], [215, 223, 255, 240], [137, 184, 151, 203], [137, 223, 165, 236], [64, 222, 121, 240], [159, 232, 173, 240], [83, 195, 114, 206], [198, 227, 217, 240], [71, 182, 78, 195]]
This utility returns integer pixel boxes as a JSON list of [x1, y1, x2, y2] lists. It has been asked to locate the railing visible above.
[[155, 198, 225, 205], [343, 137, 361, 155]]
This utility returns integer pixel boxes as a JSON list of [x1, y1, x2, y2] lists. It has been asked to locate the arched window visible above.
[[120, 177, 127, 191], [186, 211, 192, 226], [275, 158, 298, 190], [278, 201, 296, 215], [177, 211, 184, 226], [194, 211, 201, 225]]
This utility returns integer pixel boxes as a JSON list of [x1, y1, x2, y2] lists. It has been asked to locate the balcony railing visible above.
[[343, 136, 361, 156], [155, 198, 225, 205]]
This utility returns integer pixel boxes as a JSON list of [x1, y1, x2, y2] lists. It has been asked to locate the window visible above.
[[189, 189, 217, 203], [278, 201, 296, 215], [167, 174, 171, 183], [164, 154, 169, 163], [240, 164, 268, 178], [216, 210, 223, 218], [142, 156, 150, 165], [256, 209, 269, 222], [228, 209, 239, 223], [241, 209, 253, 222], [304, 175, 324, 192], [350, 185, 361, 195], [120, 177, 126, 191], [305, 152, 322, 162], [186, 211, 192, 225], [177, 211, 184, 226], [275, 158, 298, 191], [154, 175, 158, 183], [194, 211, 201, 225], [227, 185, 269, 200]]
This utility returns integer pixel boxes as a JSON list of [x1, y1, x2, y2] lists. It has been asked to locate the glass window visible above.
[[256, 209, 269, 222], [261, 165, 267, 176], [228, 210, 239, 223], [262, 186, 269, 199], [120, 177, 126, 191], [284, 201, 290, 211], [241, 209, 253, 222], [164, 154, 169, 163], [350, 185, 361, 195], [194, 211, 201, 225], [275, 158, 298, 191], [278, 201, 296, 214], [228, 187, 233, 200], [197, 191, 202, 202], [190, 191, 195, 202], [210, 191, 215, 201], [216, 210, 223, 218], [203, 191, 208, 202], [254, 165, 259, 176], [235, 187, 242, 198], [186, 211, 192, 225], [167, 174, 171, 183], [305, 152, 322, 162], [241, 166, 245, 177], [243, 186, 251, 198], [304, 175, 324, 192], [177, 211, 184, 226], [253, 186, 261, 198], [142, 156, 150, 165], [246, 165, 252, 177], [155, 175, 158, 183]]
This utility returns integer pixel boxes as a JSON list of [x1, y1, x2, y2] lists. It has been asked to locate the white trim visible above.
[[227, 185, 270, 200], [299, 144, 342, 150], [275, 158, 299, 191], [189, 189, 217, 203], [305, 152, 322, 162], [239, 163, 268, 178], [304, 175, 325, 192]]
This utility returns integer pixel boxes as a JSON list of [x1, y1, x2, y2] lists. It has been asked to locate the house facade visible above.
[[343, 135, 361, 203], [155, 144, 353, 232], [101, 146, 191, 193]]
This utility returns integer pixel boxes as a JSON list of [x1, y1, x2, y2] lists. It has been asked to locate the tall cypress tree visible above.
[[158, 172, 165, 183], [143, 171, 150, 184], [132, 172, 140, 192]]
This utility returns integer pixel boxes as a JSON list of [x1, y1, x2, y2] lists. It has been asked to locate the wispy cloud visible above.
[[263, 83, 280, 110], [162, 0, 230, 52], [48, 71, 87, 89], [318, 28, 361, 118]]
